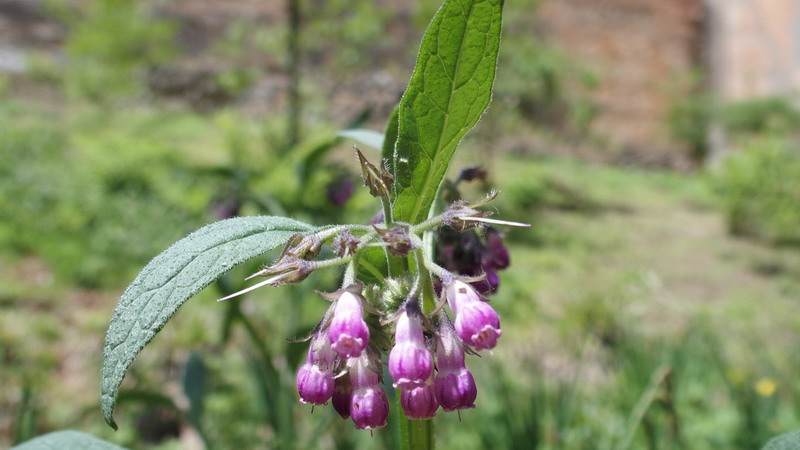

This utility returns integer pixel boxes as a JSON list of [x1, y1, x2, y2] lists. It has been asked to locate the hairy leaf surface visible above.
[[101, 216, 315, 428], [12, 430, 125, 450]]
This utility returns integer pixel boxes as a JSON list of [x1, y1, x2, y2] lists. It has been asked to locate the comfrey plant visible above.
[[100, 0, 512, 447]]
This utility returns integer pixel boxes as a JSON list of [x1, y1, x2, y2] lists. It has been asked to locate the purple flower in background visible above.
[[435, 226, 511, 294], [446, 280, 502, 350], [329, 291, 370, 358], [388, 305, 433, 388], [400, 380, 439, 419], [434, 331, 477, 411], [296, 334, 336, 405], [349, 355, 389, 430], [327, 175, 356, 207]]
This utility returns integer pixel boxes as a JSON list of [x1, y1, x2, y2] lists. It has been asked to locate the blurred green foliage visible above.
[[668, 91, 713, 162], [49, 0, 177, 100], [723, 97, 800, 136], [0, 105, 210, 287], [714, 136, 800, 245]]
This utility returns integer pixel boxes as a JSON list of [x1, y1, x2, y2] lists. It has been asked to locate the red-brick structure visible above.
[[537, 0, 706, 166]]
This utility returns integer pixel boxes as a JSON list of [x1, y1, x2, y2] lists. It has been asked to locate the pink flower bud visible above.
[[332, 375, 352, 419], [296, 336, 335, 405], [329, 291, 370, 358], [388, 308, 433, 388], [400, 381, 439, 419], [446, 280, 502, 350], [349, 356, 389, 430], [434, 333, 477, 411]]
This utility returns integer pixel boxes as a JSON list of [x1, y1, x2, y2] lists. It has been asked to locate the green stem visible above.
[[415, 249, 437, 314], [397, 391, 434, 450], [382, 196, 394, 228]]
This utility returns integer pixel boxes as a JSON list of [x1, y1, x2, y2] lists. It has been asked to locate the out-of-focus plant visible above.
[[52, 0, 177, 101], [0, 115, 208, 287], [667, 86, 714, 163], [723, 97, 800, 137], [96, 1, 514, 449], [714, 136, 800, 245]]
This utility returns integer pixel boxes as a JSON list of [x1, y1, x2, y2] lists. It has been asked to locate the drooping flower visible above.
[[400, 378, 439, 419], [349, 355, 389, 430], [329, 290, 370, 358], [434, 330, 477, 411], [471, 266, 499, 295], [446, 280, 502, 350], [296, 333, 336, 405], [332, 374, 353, 419], [388, 305, 433, 388], [484, 227, 509, 270]]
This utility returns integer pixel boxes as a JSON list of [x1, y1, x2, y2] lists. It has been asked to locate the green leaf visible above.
[[391, 0, 503, 224], [182, 352, 208, 427], [338, 129, 385, 150], [101, 216, 315, 429], [12, 430, 126, 450], [763, 431, 800, 450]]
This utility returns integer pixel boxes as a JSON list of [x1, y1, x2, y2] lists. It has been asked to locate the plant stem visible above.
[[397, 393, 434, 450], [615, 365, 671, 450]]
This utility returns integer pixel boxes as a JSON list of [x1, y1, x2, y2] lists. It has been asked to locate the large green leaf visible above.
[[391, 0, 503, 224], [101, 216, 315, 429], [12, 430, 125, 450]]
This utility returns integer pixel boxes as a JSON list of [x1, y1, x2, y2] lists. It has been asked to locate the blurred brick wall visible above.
[[537, 0, 706, 167], [711, 0, 800, 101]]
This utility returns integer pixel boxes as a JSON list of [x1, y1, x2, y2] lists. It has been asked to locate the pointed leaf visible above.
[[392, 0, 503, 224], [101, 216, 315, 429]]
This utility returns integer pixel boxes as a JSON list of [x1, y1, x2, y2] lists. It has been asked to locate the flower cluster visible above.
[[218, 157, 524, 430], [291, 275, 502, 429]]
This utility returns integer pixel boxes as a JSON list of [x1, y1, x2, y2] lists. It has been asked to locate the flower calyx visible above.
[[373, 225, 413, 257], [356, 147, 393, 198], [281, 233, 323, 261], [332, 229, 361, 257]]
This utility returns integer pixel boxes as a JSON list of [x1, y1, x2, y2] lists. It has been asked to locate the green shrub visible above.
[[723, 97, 800, 136], [58, 0, 177, 100], [0, 116, 210, 287], [714, 137, 800, 244]]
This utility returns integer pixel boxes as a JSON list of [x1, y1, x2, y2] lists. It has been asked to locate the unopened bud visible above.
[[280, 233, 323, 261], [256, 257, 313, 286]]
